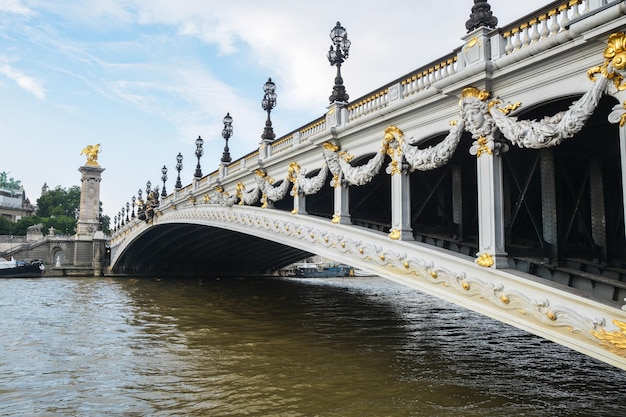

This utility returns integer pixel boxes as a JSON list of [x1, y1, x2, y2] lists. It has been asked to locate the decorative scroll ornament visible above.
[[588, 32, 626, 92], [401, 120, 465, 171], [383, 126, 403, 176], [591, 320, 626, 357]]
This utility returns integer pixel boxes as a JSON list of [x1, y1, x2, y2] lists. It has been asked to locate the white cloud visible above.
[[0, 0, 31, 15], [0, 63, 46, 99]]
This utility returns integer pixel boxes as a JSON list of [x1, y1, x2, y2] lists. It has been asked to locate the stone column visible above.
[[293, 190, 307, 215], [76, 164, 105, 238], [332, 183, 351, 225], [474, 139, 509, 268], [388, 163, 413, 240]]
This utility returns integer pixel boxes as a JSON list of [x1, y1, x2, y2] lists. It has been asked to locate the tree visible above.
[[36, 186, 81, 218], [0, 216, 13, 234], [12, 216, 43, 235]]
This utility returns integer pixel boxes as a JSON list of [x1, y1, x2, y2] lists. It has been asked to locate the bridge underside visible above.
[[112, 224, 313, 277]]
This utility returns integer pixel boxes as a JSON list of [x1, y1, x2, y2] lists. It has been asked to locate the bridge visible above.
[[109, 0, 626, 370]]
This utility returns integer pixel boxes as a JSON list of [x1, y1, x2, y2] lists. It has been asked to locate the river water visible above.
[[1, 276, 625, 417]]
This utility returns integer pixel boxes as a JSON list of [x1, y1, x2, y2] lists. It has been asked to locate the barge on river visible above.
[[0, 257, 45, 278]]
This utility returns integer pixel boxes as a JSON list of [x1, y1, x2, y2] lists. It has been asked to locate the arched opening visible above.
[[410, 132, 478, 255], [349, 153, 392, 232]]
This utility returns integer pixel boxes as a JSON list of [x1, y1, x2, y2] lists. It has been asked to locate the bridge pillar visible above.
[[475, 141, 508, 268], [293, 191, 307, 215], [389, 165, 413, 240], [76, 164, 105, 238], [332, 184, 351, 225]]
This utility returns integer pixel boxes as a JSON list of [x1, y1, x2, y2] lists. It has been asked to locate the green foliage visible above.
[[0, 216, 13, 234], [11, 216, 44, 235], [3, 185, 112, 236], [36, 186, 81, 218], [100, 214, 111, 234]]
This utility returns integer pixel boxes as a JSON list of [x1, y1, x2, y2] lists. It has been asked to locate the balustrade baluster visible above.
[[512, 28, 522, 51], [505, 33, 514, 54], [570, 0, 581, 19], [448, 59, 456, 75], [559, 5, 570, 28], [539, 15, 550, 39], [521, 24, 531, 47], [549, 11, 560, 35], [530, 19, 540, 43]]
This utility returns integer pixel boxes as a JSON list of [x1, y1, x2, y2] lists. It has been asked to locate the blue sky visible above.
[[0, 0, 548, 221]]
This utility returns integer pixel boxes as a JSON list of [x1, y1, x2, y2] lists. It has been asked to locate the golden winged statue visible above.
[[80, 144, 101, 166]]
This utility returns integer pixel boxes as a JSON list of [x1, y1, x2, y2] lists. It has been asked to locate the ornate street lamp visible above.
[[125, 202, 130, 222], [175, 153, 183, 189], [221, 113, 233, 163], [113, 214, 117, 232], [194, 136, 204, 179], [119, 210, 123, 226], [131, 195, 136, 218], [327, 21, 351, 103], [137, 188, 143, 204], [161, 165, 168, 197], [261, 78, 276, 141], [146, 180, 152, 195]]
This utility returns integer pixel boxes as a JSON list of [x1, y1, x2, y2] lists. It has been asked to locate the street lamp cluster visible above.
[[113, 21, 350, 233]]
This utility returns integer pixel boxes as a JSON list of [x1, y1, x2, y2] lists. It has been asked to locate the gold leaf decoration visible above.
[[591, 320, 626, 357]]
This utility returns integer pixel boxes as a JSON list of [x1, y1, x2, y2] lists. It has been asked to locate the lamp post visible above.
[[146, 180, 152, 195], [113, 214, 117, 232], [261, 78, 277, 141], [131, 195, 136, 218], [194, 136, 204, 179], [327, 21, 351, 103], [119, 210, 124, 226], [125, 202, 130, 222], [161, 165, 168, 197], [221, 113, 233, 163], [175, 153, 183, 189]]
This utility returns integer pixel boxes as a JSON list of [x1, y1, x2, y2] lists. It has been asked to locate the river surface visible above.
[[1, 276, 625, 417]]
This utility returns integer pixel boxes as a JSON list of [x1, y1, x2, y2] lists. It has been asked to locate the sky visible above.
[[0, 0, 550, 222]]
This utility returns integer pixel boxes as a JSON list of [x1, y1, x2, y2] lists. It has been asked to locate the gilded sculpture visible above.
[[80, 144, 101, 166]]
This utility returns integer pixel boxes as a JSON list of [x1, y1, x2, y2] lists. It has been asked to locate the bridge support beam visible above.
[[540, 149, 558, 260], [590, 159, 607, 261], [476, 145, 508, 268], [389, 166, 413, 240]]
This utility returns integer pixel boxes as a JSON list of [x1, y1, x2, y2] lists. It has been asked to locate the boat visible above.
[[292, 263, 353, 278], [0, 257, 45, 278]]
